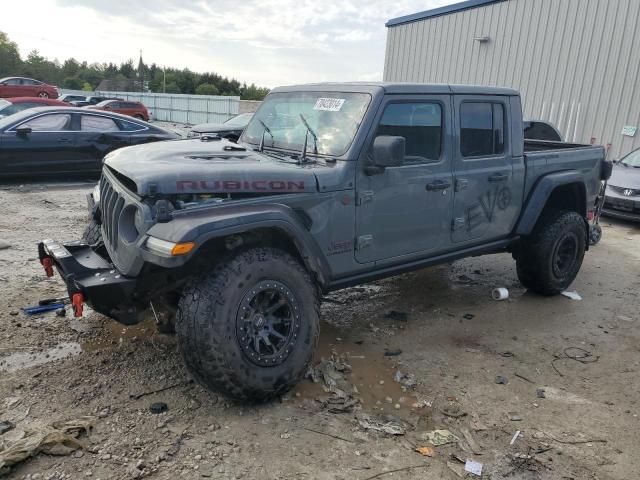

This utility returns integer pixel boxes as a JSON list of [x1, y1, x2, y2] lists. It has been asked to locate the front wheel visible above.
[[515, 210, 587, 295], [37, 92, 49, 98], [176, 247, 319, 402]]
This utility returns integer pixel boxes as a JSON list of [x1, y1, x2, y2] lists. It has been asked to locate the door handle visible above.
[[426, 180, 451, 191], [488, 173, 508, 182], [57, 138, 72, 143]]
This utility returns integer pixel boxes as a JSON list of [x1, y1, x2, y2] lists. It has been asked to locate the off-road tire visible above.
[[176, 247, 320, 402], [516, 210, 586, 295], [82, 219, 102, 245]]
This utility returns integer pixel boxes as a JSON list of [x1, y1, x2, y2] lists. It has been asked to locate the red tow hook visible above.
[[72, 293, 84, 317], [41, 257, 54, 277]]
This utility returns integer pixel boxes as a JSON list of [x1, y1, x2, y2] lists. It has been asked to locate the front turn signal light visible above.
[[171, 242, 195, 256], [146, 237, 196, 256]]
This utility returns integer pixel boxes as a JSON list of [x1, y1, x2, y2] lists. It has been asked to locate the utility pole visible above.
[[163, 66, 166, 94]]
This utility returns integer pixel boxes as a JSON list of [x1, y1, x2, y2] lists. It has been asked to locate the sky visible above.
[[2, 0, 451, 87]]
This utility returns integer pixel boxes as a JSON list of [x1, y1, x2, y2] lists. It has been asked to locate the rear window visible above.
[[81, 115, 120, 132], [118, 119, 147, 131], [460, 102, 506, 157]]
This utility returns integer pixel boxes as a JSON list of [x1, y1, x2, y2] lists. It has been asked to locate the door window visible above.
[[3, 78, 21, 85], [376, 102, 442, 163], [460, 102, 505, 157], [19, 114, 71, 131], [81, 115, 120, 132]]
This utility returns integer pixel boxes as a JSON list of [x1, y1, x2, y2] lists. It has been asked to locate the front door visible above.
[[355, 95, 454, 264], [0, 112, 76, 176], [451, 96, 521, 243]]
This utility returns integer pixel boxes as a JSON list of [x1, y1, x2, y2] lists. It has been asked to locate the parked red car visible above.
[[87, 100, 150, 121], [0, 97, 70, 118], [0, 77, 59, 99]]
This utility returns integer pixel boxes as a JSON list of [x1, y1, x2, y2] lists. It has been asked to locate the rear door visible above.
[[75, 113, 131, 172], [355, 94, 454, 264], [451, 96, 522, 243], [0, 112, 76, 176]]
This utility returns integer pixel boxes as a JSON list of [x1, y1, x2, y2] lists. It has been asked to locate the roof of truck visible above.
[[271, 82, 519, 96]]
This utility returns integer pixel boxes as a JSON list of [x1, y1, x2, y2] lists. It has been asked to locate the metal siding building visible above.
[[384, 0, 640, 158]]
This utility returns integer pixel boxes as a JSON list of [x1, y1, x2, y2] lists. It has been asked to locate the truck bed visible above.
[[524, 139, 594, 152], [522, 140, 605, 200]]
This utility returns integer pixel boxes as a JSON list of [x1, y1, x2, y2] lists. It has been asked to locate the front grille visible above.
[[609, 185, 640, 197], [99, 174, 125, 252]]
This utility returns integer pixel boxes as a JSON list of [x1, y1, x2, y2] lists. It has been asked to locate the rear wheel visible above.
[[37, 92, 49, 98], [176, 247, 319, 401], [515, 210, 586, 295]]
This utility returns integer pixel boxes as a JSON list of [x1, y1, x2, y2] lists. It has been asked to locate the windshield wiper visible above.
[[299, 114, 318, 163], [258, 119, 274, 152]]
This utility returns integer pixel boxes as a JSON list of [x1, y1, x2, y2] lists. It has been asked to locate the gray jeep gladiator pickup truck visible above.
[[38, 83, 611, 401]]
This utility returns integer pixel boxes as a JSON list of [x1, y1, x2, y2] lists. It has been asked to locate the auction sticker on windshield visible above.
[[314, 98, 345, 112]]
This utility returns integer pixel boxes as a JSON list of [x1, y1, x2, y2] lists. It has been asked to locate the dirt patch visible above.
[[0, 182, 639, 479]]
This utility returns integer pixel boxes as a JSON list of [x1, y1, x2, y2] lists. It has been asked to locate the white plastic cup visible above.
[[492, 288, 509, 301]]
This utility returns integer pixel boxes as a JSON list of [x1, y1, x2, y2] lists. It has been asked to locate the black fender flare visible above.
[[515, 171, 587, 236], [144, 203, 331, 286]]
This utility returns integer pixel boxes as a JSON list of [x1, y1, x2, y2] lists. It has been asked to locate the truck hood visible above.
[[103, 138, 319, 196], [609, 164, 640, 189], [191, 123, 233, 133]]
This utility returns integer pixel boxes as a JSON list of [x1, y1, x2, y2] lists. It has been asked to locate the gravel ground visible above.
[[0, 181, 638, 480]]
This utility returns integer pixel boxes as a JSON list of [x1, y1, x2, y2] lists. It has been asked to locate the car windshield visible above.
[[0, 103, 20, 117], [95, 100, 114, 107], [619, 148, 640, 167], [224, 113, 253, 127], [241, 91, 371, 157]]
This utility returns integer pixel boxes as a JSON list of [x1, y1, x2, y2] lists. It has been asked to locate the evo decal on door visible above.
[[463, 185, 512, 231]]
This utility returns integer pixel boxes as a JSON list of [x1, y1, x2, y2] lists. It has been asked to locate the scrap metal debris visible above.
[[422, 429, 459, 446], [306, 354, 360, 413], [393, 370, 417, 390], [0, 417, 93, 470], [356, 413, 406, 436]]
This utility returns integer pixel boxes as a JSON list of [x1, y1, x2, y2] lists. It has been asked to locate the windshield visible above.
[[224, 113, 253, 127], [0, 103, 21, 117], [620, 148, 640, 167], [241, 91, 371, 157]]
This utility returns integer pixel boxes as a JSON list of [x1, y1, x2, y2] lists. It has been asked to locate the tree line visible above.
[[0, 31, 270, 100]]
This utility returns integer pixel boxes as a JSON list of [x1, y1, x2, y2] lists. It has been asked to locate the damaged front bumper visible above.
[[37, 239, 141, 324]]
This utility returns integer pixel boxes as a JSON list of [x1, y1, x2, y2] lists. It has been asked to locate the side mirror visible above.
[[16, 126, 32, 136], [371, 135, 405, 169]]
